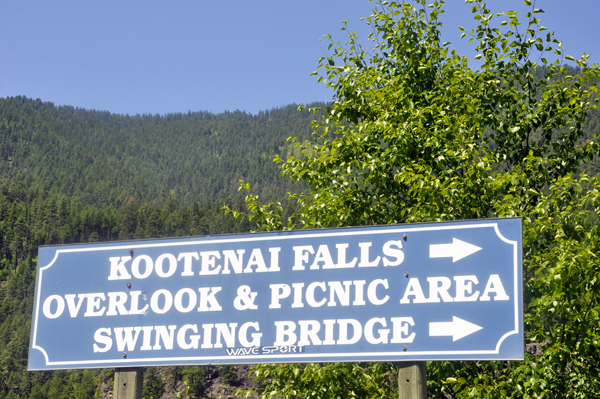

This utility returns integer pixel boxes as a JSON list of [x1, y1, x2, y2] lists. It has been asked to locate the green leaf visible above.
[[242, 2, 600, 398]]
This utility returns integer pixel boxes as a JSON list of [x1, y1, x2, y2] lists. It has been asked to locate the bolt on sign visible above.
[[28, 218, 523, 370]]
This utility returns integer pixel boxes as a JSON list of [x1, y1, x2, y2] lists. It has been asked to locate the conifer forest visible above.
[[0, 97, 318, 398]]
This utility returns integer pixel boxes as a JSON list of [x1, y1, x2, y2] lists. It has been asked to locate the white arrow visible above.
[[429, 316, 483, 341], [429, 238, 482, 262]]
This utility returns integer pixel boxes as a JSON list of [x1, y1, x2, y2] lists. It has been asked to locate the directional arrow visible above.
[[429, 316, 483, 341], [429, 238, 482, 262]]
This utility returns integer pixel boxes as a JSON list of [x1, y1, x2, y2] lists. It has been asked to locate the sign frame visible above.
[[29, 217, 523, 370]]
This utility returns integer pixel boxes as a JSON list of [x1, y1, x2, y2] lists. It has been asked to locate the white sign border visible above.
[[30, 221, 521, 369]]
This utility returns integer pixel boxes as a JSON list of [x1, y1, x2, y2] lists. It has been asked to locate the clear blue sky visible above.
[[1, 0, 598, 116]]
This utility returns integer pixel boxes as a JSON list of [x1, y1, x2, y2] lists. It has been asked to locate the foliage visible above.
[[0, 187, 254, 398], [142, 367, 164, 399], [241, 362, 399, 399], [0, 98, 317, 207], [0, 97, 305, 398], [236, 0, 600, 398], [180, 365, 208, 398], [219, 365, 238, 386]]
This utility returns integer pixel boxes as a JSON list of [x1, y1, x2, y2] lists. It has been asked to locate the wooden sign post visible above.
[[113, 368, 143, 399], [398, 361, 427, 399]]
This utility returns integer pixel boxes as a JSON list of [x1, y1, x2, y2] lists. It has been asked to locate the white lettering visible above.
[[93, 328, 112, 352], [368, 279, 389, 305], [222, 249, 245, 274], [140, 326, 154, 350], [174, 288, 197, 313], [268, 247, 281, 272], [129, 291, 149, 315], [114, 327, 142, 351], [65, 293, 86, 317], [311, 245, 335, 269], [400, 278, 427, 304], [108, 256, 131, 280], [480, 274, 509, 301], [178, 252, 199, 276], [244, 248, 269, 273], [106, 292, 128, 316], [337, 319, 362, 345], [427, 277, 453, 303], [269, 284, 291, 309], [274, 321, 297, 345], [358, 242, 380, 267], [454, 275, 480, 302], [153, 325, 177, 350], [298, 320, 322, 346], [323, 319, 336, 345], [199, 251, 221, 275], [177, 324, 200, 349], [382, 240, 404, 266], [132, 255, 153, 279], [292, 283, 305, 308], [353, 280, 366, 305], [335, 244, 357, 268], [239, 322, 262, 347], [84, 293, 106, 317], [292, 246, 314, 271], [42, 295, 65, 319], [390, 317, 415, 343], [197, 287, 222, 311], [201, 324, 214, 348], [150, 289, 173, 314], [327, 281, 352, 306], [214, 323, 238, 348], [306, 282, 327, 307], [364, 317, 389, 344], [155, 253, 177, 278]]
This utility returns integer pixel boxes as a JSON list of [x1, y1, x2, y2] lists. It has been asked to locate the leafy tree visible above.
[[237, 0, 600, 397]]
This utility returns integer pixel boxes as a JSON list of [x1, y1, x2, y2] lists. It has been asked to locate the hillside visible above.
[[0, 97, 319, 207], [0, 97, 320, 399]]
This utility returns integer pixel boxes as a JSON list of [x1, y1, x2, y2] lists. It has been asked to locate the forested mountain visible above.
[[0, 192, 261, 399], [0, 96, 311, 399], [0, 97, 318, 208], [0, 91, 600, 398]]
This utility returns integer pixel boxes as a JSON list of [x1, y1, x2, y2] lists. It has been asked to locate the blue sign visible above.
[[28, 218, 523, 370]]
